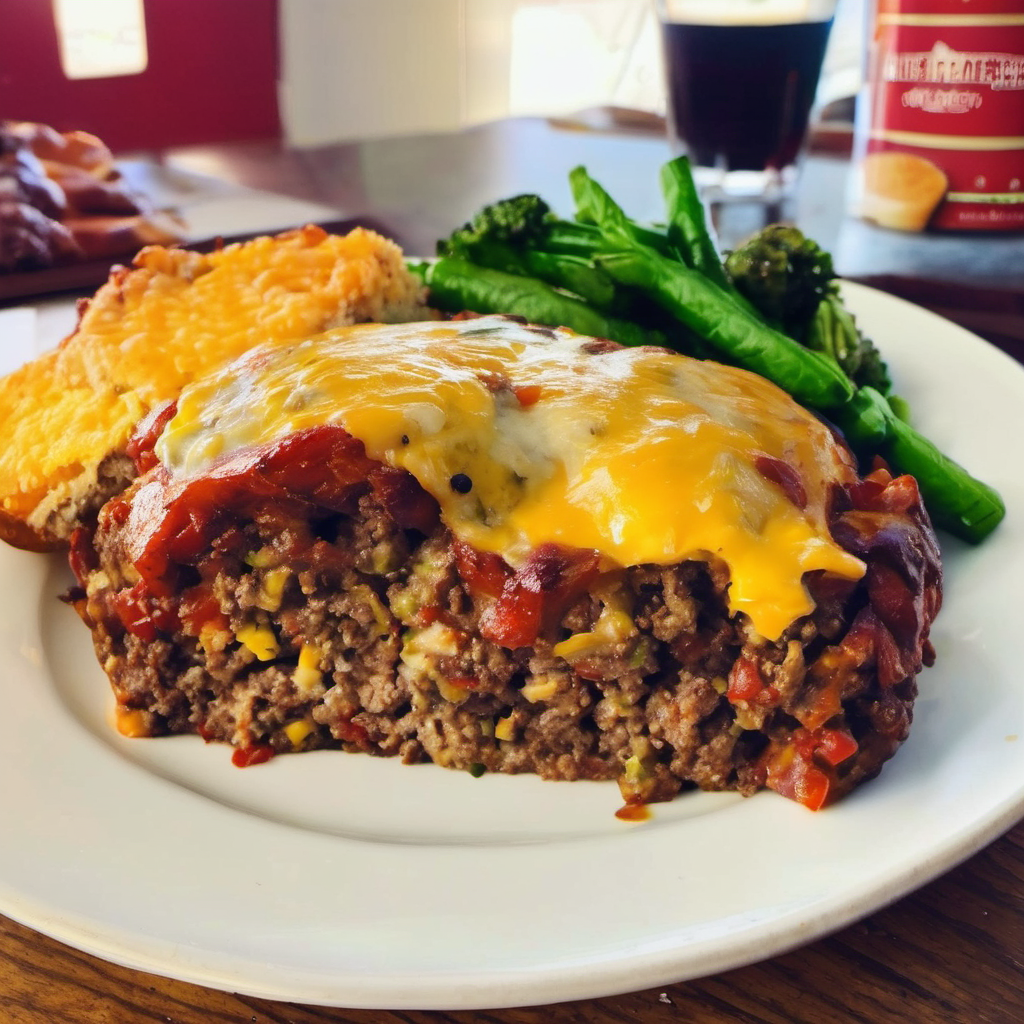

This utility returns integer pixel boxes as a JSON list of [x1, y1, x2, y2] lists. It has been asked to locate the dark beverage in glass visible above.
[[658, 4, 835, 200]]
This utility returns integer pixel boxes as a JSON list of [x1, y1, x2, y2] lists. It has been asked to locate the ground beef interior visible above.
[[66, 459, 941, 812]]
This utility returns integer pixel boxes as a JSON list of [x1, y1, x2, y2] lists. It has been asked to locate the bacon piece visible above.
[[453, 538, 511, 600], [754, 453, 808, 509], [368, 464, 439, 533]]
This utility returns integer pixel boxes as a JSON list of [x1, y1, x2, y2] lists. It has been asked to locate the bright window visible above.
[[52, 0, 148, 80], [508, 1, 660, 116]]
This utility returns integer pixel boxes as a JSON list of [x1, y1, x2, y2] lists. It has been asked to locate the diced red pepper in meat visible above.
[[761, 726, 859, 811], [413, 606, 441, 627], [847, 465, 920, 516], [726, 656, 781, 706], [231, 744, 275, 767], [111, 580, 181, 641], [178, 586, 230, 638], [334, 716, 371, 749], [765, 747, 832, 812], [727, 656, 764, 701], [814, 726, 859, 767], [480, 544, 601, 649], [513, 384, 543, 408]]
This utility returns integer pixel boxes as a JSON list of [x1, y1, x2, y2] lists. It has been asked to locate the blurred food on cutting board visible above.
[[0, 119, 186, 272]]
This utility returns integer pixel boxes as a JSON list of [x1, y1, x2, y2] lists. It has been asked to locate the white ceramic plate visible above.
[[2, 282, 1023, 1010]]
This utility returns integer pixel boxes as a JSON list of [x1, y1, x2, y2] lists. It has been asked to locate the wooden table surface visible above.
[[3, 116, 1024, 1024]]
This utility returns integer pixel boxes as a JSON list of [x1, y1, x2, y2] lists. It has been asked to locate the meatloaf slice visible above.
[[67, 422, 941, 812]]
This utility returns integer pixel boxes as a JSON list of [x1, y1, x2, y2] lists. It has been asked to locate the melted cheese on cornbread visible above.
[[158, 316, 865, 640]]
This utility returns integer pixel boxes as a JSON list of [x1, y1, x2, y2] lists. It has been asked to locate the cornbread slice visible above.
[[0, 225, 430, 550]]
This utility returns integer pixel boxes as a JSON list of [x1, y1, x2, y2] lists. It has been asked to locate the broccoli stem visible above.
[[423, 257, 666, 350], [807, 294, 892, 394]]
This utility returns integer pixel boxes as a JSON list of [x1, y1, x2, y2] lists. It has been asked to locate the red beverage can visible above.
[[854, 0, 1024, 231]]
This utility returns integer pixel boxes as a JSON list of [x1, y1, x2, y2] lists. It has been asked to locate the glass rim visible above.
[[655, 0, 839, 25]]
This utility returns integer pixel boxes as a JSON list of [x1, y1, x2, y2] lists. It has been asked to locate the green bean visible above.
[[833, 387, 1005, 543], [569, 166, 638, 250], [659, 157, 732, 289], [597, 249, 855, 410], [449, 239, 619, 311], [569, 166, 853, 409], [424, 258, 664, 349], [542, 219, 673, 259]]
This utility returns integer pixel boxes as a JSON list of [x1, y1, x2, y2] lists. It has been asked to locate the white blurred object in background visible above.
[[279, 0, 864, 146], [507, 1, 660, 116]]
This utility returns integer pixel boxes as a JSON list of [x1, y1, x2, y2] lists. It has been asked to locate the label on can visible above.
[[853, 0, 1024, 231]]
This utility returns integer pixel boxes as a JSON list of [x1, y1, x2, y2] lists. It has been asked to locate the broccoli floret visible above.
[[726, 223, 893, 396], [438, 194, 553, 257], [808, 293, 892, 394], [724, 224, 834, 338], [851, 329, 892, 394]]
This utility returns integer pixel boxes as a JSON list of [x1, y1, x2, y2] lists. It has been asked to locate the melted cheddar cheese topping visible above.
[[157, 316, 865, 640]]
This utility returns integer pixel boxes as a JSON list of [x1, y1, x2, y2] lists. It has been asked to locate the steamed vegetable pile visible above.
[[415, 157, 1004, 544]]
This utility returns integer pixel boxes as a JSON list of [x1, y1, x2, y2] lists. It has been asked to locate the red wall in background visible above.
[[0, 0, 280, 153]]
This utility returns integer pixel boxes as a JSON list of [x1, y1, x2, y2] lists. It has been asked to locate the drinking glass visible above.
[[656, 0, 838, 208]]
